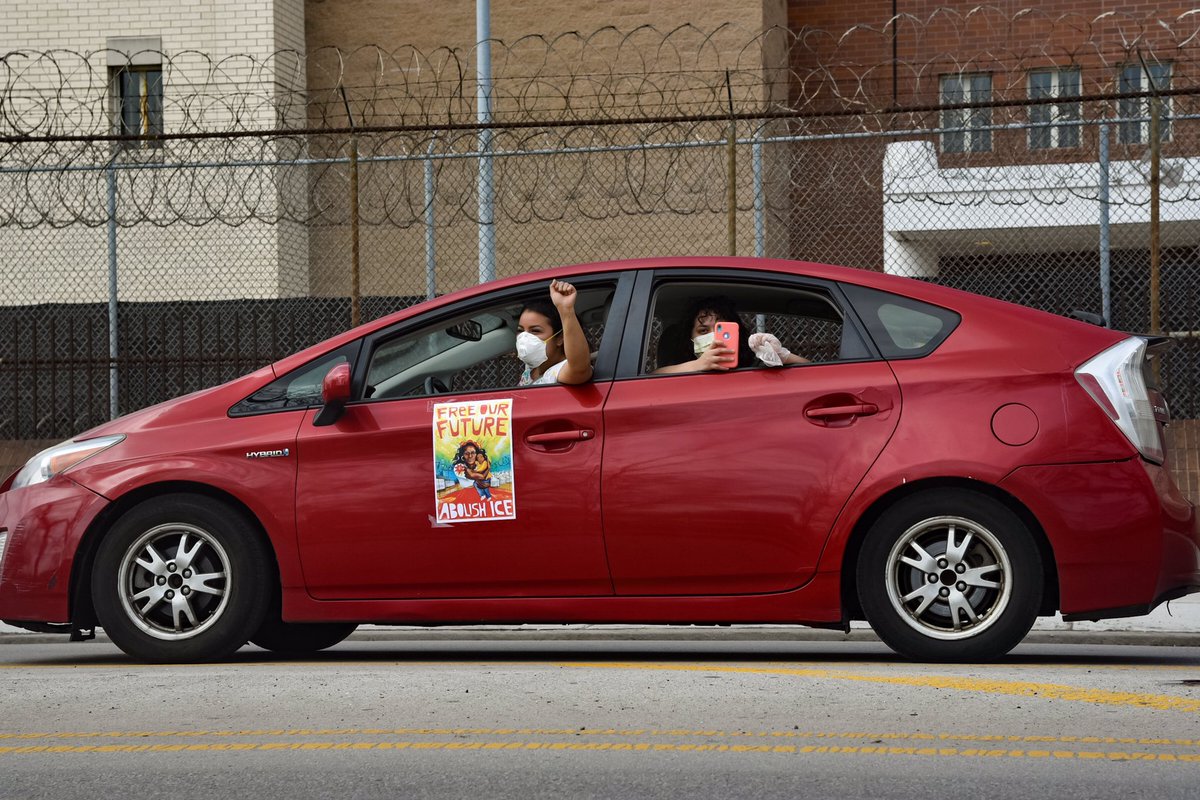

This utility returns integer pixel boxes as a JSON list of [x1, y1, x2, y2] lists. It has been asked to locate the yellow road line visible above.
[[1, 659, 1198, 673], [0, 739, 1198, 763], [2, 728, 1199, 748], [563, 662, 1200, 713]]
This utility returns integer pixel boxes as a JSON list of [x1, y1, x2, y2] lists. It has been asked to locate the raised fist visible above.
[[549, 279, 578, 313]]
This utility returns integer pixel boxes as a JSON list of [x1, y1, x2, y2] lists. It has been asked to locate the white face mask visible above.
[[516, 331, 551, 369], [692, 331, 714, 357]]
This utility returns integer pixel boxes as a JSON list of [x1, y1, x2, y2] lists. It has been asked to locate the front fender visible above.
[[67, 411, 305, 590]]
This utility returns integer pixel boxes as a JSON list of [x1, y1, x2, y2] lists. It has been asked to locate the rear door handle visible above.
[[804, 403, 879, 419], [525, 429, 595, 444]]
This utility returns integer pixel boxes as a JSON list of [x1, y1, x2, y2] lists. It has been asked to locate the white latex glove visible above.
[[748, 332, 792, 367]]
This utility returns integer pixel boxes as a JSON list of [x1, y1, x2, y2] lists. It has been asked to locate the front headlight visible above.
[[12, 435, 125, 489]]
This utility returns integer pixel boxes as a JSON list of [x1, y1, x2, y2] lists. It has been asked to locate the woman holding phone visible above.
[[652, 295, 806, 374]]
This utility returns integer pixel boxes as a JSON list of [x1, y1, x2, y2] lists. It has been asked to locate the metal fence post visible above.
[[753, 132, 766, 334], [425, 137, 438, 300], [752, 132, 765, 259], [106, 163, 119, 419], [1150, 96, 1162, 335], [1098, 122, 1112, 328], [476, 0, 496, 284], [726, 70, 737, 256], [348, 134, 361, 328], [341, 88, 361, 328]]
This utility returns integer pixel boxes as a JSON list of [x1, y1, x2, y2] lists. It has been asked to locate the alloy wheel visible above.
[[116, 523, 231, 640], [883, 515, 1013, 641]]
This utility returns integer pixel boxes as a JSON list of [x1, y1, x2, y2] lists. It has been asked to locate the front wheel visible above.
[[856, 489, 1043, 662], [92, 494, 272, 663]]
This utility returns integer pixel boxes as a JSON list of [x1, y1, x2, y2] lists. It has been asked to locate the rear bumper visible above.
[[0, 477, 109, 624], [999, 457, 1199, 618]]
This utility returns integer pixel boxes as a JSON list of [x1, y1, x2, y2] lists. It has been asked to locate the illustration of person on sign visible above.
[[453, 440, 493, 501]]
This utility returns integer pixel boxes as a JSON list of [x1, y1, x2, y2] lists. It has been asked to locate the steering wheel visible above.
[[423, 376, 450, 395]]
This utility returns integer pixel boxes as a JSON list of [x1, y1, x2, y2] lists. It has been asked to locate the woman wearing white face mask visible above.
[[652, 295, 807, 375], [515, 279, 593, 386]]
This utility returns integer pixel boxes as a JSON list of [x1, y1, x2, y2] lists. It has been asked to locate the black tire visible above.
[[250, 619, 358, 654], [91, 494, 272, 663], [856, 489, 1042, 662]]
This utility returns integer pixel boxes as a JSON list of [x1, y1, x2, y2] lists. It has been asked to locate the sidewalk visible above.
[[3, 596, 1197, 645]]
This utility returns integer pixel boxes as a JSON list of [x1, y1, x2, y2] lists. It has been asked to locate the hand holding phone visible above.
[[713, 321, 740, 367]]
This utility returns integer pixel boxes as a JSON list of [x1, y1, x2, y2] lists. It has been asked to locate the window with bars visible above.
[[111, 65, 163, 145], [1029, 68, 1081, 149], [940, 73, 992, 154], [1119, 63, 1171, 145]]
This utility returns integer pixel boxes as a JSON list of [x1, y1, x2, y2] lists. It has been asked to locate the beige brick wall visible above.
[[303, 0, 789, 296], [4, 2, 789, 304], [0, 0, 311, 304]]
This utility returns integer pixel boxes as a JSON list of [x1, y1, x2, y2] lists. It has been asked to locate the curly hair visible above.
[[454, 440, 487, 463]]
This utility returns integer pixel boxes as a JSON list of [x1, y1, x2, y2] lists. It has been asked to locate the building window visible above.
[[1119, 63, 1171, 144], [111, 66, 163, 143], [940, 73, 992, 153], [1029, 68, 1080, 149], [106, 36, 163, 148]]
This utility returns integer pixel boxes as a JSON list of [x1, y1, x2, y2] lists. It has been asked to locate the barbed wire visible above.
[[2, 10, 1200, 228], [6, 9, 1200, 137], [4, 104, 1200, 230]]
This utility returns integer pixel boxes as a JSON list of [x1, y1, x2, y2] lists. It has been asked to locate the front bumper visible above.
[[999, 457, 1199, 617], [0, 476, 110, 624]]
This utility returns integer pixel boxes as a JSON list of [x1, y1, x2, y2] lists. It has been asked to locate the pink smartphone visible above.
[[714, 321, 739, 366]]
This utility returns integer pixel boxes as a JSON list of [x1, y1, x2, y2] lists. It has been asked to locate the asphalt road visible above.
[[3, 633, 1200, 799]]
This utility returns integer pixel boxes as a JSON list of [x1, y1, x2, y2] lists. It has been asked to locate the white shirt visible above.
[[518, 359, 566, 387]]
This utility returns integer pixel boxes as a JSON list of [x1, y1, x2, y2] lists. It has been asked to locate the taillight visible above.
[[1075, 337, 1165, 463]]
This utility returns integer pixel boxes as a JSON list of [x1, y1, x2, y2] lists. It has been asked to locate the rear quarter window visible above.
[[841, 284, 960, 358]]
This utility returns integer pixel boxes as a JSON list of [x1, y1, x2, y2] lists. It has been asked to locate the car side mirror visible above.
[[313, 363, 352, 427]]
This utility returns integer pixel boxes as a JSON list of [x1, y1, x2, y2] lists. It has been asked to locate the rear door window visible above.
[[640, 279, 871, 374]]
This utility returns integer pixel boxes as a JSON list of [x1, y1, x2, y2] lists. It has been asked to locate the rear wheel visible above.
[[856, 489, 1042, 662], [92, 494, 271, 663]]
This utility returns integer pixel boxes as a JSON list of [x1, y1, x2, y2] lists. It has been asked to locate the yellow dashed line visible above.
[[3, 727, 1200, 748], [563, 662, 1200, 713], [2, 658, 1197, 672], [0, 739, 1197, 763]]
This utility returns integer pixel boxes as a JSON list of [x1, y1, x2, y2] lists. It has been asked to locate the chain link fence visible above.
[[4, 10, 1200, 495]]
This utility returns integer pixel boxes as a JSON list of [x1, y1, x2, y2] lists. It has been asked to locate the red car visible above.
[[1, 257, 1195, 662]]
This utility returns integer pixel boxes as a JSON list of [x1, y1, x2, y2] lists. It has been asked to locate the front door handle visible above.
[[805, 403, 879, 419], [525, 429, 595, 445]]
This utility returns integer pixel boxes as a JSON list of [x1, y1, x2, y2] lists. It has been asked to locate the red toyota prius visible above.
[[0, 257, 1195, 663]]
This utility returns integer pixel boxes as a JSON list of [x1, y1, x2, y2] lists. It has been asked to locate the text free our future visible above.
[[434, 402, 511, 439]]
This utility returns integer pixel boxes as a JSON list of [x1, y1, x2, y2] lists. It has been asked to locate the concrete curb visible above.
[[1, 624, 1196, 648], [5, 597, 1197, 648]]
